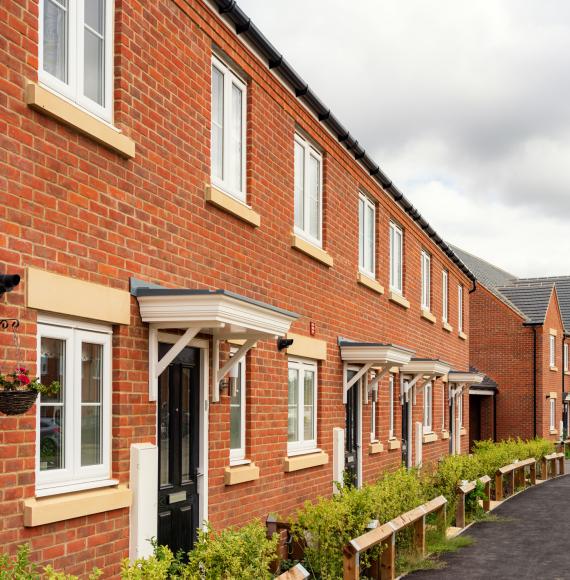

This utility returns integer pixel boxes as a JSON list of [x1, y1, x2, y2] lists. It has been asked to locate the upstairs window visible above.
[[458, 285, 464, 333], [549, 398, 556, 431], [550, 335, 556, 368], [442, 270, 449, 322], [40, 0, 114, 122], [389, 375, 395, 439], [421, 251, 431, 310], [389, 222, 403, 294], [288, 358, 317, 454], [294, 134, 322, 247], [564, 343, 568, 372], [211, 56, 247, 201], [423, 382, 433, 433], [358, 193, 376, 278]]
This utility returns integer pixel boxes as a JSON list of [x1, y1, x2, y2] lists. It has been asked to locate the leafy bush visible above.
[[121, 543, 178, 580]]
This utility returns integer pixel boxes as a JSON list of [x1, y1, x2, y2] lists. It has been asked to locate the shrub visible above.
[[121, 543, 178, 580]]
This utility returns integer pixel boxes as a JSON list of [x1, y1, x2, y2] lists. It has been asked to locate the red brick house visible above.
[[0, 0, 480, 576], [452, 246, 570, 446]]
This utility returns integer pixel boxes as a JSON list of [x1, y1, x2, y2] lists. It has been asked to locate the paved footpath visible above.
[[407, 467, 570, 580]]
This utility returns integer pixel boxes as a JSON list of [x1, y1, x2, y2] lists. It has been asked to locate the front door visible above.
[[157, 344, 200, 555], [345, 370, 359, 487], [401, 398, 409, 467]]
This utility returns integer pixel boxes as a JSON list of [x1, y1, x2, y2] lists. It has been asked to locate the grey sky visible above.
[[237, 0, 570, 276]]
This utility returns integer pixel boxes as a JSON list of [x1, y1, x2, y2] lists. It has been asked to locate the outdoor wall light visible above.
[[0, 274, 20, 296], [220, 363, 239, 397], [277, 337, 294, 351]]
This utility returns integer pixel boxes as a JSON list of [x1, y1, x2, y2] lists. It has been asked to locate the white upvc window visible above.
[[288, 358, 317, 454], [549, 398, 556, 431], [442, 270, 449, 323], [294, 133, 323, 247], [421, 251, 431, 311], [229, 350, 246, 464], [388, 375, 395, 439], [359, 193, 376, 278], [457, 392, 463, 429], [37, 320, 112, 493], [211, 55, 247, 201], [458, 285, 464, 333], [423, 382, 433, 433], [39, 0, 114, 122], [564, 343, 569, 372], [370, 399, 377, 443], [550, 335, 556, 368], [389, 222, 403, 294]]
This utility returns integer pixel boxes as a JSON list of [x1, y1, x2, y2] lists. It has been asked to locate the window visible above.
[[211, 55, 247, 201], [550, 335, 556, 368], [229, 351, 246, 464], [457, 393, 463, 429], [423, 382, 433, 433], [389, 222, 403, 293], [549, 398, 556, 431], [294, 134, 323, 246], [388, 375, 395, 439], [564, 343, 568, 372], [39, 0, 114, 122], [288, 358, 317, 454], [442, 270, 449, 322], [37, 321, 111, 492], [458, 285, 464, 333], [370, 399, 377, 443], [359, 193, 376, 278], [421, 251, 431, 310]]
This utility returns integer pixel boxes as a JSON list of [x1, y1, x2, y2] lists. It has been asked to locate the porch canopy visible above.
[[339, 340, 414, 404], [448, 371, 484, 400], [132, 280, 299, 401], [400, 358, 452, 402]]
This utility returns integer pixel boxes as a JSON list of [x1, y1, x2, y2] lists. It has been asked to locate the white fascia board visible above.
[[448, 371, 484, 385], [339, 344, 414, 367], [400, 359, 452, 377]]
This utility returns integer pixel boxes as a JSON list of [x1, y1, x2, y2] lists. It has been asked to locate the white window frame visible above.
[[211, 55, 247, 202], [423, 382, 433, 433], [550, 335, 556, 368], [442, 270, 449, 323], [36, 319, 112, 494], [458, 285, 464, 333], [229, 349, 246, 465], [294, 133, 323, 247], [421, 250, 431, 311], [389, 222, 403, 294], [358, 192, 376, 279], [287, 358, 318, 455], [39, 0, 114, 123], [388, 375, 395, 439], [564, 343, 568, 372], [549, 397, 556, 431], [457, 392, 463, 429]]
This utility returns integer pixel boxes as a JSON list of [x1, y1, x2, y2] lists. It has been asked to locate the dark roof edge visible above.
[[210, 0, 476, 284]]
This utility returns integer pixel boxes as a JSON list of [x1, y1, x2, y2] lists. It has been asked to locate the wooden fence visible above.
[[455, 475, 491, 528]]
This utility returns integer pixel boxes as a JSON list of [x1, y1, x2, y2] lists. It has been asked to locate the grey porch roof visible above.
[[470, 367, 498, 392]]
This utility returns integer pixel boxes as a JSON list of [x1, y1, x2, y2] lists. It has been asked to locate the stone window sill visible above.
[[421, 309, 436, 324], [24, 484, 131, 527], [388, 291, 410, 310], [283, 451, 328, 472], [25, 82, 135, 158], [550, 366, 559, 373], [369, 441, 384, 454], [422, 431, 438, 443], [550, 429, 558, 435], [291, 234, 333, 267], [442, 321, 453, 333], [565, 371, 570, 376], [459, 331, 468, 341], [224, 462, 259, 485], [549, 391, 558, 399], [387, 438, 401, 450], [460, 427, 467, 435], [205, 185, 261, 227], [357, 272, 384, 295], [441, 430, 450, 440]]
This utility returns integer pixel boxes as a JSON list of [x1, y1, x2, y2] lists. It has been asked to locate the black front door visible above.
[[345, 371, 359, 486], [401, 399, 409, 467], [158, 344, 200, 555]]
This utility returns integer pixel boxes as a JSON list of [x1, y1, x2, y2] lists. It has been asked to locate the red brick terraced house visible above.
[[0, 0, 482, 576], [452, 246, 570, 447]]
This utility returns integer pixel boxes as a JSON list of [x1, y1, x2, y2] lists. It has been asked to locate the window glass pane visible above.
[[159, 373, 170, 487], [308, 154, 321, 241], [40, 406, 64, 471], [40, 337, 65, 403], [230, 363, 242, 451], [389, 377, 394, 435], [303, 370, 315, 441], [294, 141, 305, 230], [229, 83, 243, 192], [211, 66, 224, 181], [81, 343, 102, 403], [81, 406, 101, 466], [366, 204, 374, 273], [181, 367, 191, 481], [288, 368, 299, 442], [84, 0, 105, 105], [43, 0, 68, 82], [358, 197, 364, 269], [81, 343, 103, 466]]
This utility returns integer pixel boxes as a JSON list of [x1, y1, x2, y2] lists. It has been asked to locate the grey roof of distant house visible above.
[[497, 284, 554, 325]]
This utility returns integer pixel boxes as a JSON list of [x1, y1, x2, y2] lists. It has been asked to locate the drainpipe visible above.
[[563, 334, 568, 438], [532, 326, 537, 438]]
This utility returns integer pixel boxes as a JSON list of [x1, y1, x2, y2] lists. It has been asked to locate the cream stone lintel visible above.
[[441, 430, 450, 440], [550, 367, 559, 373], [565, 371, 570, 377], [205, 185, 261, 227], [549, 328, 558, 336], [460, 427, 467, 435], [442, 321, 453, 333], [291, 234, 333, 267], [459, 331, 468, 341], [422, 431, 438, 443], [421, 309, 436, 324], [224, 463, 260, 485], [357, 272, 384, 295], [387, 438, 401, 450], [24, 484, 131, 527], [369, 441, 384, 454], [549, 392, 558, 399], [286, 333, 327, 360], [27, 267, 131, 325], [25, 82, 135, 158], [283, 451, 328, 473], [388, 291, 410, 310], [550, 429, 558, 435]]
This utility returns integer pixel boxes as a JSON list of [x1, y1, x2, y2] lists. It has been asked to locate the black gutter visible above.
[[211, 0, 477, 285]]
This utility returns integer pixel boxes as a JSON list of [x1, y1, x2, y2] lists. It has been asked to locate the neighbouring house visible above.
[[452, 246, 570, 446], [0, 0, 480, 576]]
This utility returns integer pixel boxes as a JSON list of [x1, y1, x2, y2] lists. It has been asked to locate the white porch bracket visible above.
[[401, 373, 422, 403], [364, 366, 390, 404], [212, 338, 258, 403], [413, 373, 437, 404], [343, 362, 373, 404]]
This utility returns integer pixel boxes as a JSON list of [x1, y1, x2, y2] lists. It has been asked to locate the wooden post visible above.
[[550, 458, 556, 478], [343, 543, 359, 580], [456, 492, 466, 528], [541, 457, 547, 480], [380, 533, 396, 580], [559, 455, 565, 475], [530, 461, 537, 485], [483, 479, 491, 511], [508, 470, 515, 496], [413, 515, 426, 559], [495, 471, 504, 501]]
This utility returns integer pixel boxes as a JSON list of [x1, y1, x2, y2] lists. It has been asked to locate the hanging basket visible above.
[[0, 390, 38, 415]]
